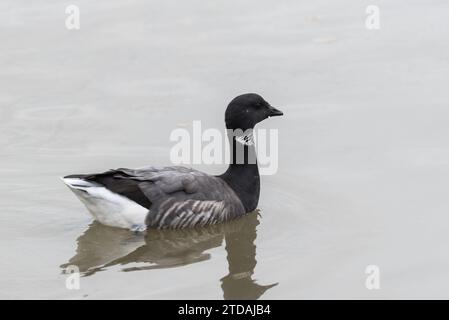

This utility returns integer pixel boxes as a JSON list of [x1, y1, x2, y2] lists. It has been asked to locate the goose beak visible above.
[[268, 106, 283, 117]]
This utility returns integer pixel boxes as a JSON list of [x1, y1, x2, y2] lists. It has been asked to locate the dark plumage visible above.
[[63, 93, 283, 230]]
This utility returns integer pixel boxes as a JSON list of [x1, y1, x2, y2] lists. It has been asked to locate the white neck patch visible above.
[[235, 131, 254, 146]]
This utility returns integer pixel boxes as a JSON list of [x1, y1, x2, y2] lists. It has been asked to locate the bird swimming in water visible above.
[[62, 93, 283, 231]]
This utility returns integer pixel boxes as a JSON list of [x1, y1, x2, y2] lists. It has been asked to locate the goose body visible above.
[[63, 93, 283, 230]]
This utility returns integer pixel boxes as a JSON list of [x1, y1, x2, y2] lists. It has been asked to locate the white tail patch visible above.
[[62, 178, 148, 231]]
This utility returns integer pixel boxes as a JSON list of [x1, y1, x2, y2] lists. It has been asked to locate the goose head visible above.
[[225, 93, 283, 131]]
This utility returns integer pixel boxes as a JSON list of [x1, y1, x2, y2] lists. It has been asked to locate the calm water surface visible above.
[[1, 0, 449, 299]]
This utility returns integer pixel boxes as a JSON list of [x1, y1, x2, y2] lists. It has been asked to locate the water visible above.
[[1, 0, 449, 299]]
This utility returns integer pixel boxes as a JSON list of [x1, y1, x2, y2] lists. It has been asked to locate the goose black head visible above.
[[225, 93, 283, 131]]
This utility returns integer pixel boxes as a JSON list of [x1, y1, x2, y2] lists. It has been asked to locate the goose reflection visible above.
[[61, 211, 278, 299]]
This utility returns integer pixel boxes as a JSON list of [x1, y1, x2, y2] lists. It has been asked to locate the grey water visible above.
[[1, 0, 449, 299]]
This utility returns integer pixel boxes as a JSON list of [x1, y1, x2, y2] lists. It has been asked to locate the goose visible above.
[[62, 93, 283, 230]]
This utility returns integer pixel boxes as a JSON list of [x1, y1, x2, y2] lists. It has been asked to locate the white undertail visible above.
[[62, 178, 148, 231]]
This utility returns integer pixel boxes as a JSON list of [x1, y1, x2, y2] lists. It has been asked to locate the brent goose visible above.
[[63, 93, 283, 230]]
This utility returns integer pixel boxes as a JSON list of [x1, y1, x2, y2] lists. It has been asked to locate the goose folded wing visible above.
[[110, 166, 205, 202]]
